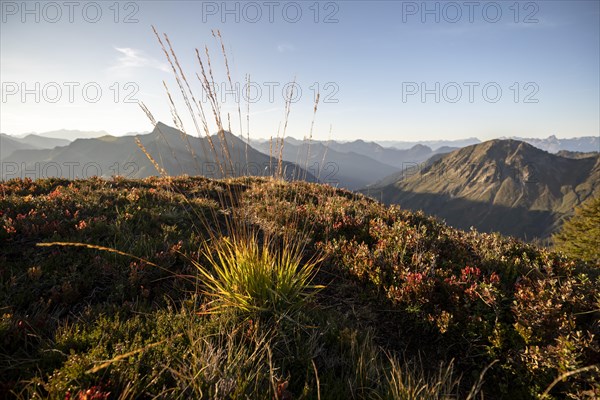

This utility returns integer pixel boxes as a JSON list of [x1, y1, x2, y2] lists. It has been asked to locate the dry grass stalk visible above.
[[277, 79, 295, 179], [304, 92, 320, 180], [135, 137, 168, 177], [152, 27, 209, 163]]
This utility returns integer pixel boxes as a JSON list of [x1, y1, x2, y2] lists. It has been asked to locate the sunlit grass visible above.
[[194, 231, 322, 316]]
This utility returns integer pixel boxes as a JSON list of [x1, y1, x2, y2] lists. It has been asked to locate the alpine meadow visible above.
[[1, 2, 599, 399]]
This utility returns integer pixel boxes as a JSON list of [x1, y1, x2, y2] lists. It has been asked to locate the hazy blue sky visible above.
[[1, 0, 599, 141]]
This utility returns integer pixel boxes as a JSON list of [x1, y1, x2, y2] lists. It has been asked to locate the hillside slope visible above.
[[0, 134, 38, 159], [1, 176, 598, 399], [365, 139, 600, 240], [14, 134, 71, 150]]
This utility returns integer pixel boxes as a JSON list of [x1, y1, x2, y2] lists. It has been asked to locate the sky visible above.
[[1, 0, 599, 142]]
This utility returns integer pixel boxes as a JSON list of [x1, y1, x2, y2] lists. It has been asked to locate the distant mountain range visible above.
[[12, 129, 110, 141], [514, 135, 600, 153], [1, 133, 70, 158], [250, 139, 397, 190], [248, 135, 598, 193], [375, 135, 599, 153], [2, 125, 598, 241], [3, 129, 597, 159], [248, 138, 454, 190], [363, 140, 600, 240], [1, 123, 313, 181], [1, 134, 36, 159], [324, 140, 457, 169], [376, 137, 481, 151], [8, 129, 149, 142]]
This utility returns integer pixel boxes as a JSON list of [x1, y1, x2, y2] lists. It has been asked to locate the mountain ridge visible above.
[[364, 139, 600, 240], [2, 122, 315, 182]]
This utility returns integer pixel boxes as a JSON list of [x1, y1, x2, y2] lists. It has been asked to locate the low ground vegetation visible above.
[[1, 176, 598, 399]]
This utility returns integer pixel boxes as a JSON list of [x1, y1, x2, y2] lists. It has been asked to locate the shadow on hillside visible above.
[[363, 188, 560, 241]]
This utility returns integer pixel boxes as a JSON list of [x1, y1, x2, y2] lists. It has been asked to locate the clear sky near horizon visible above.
[[1, 0, 599, 141]]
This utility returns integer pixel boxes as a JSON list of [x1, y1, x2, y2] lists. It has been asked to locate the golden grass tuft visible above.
[[193, 230, 323, 316]]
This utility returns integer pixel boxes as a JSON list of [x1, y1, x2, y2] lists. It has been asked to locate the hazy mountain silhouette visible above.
[[2, 122, 315, 181], [250, 138, 399, 190], [374, 135, 599, 154], [248, 138, 456, 189], [7, 133, 70, 150], [376, 138, 481, 151], [514, 135, 600, 153], [364, 139, 600, 240], [1, 134, 38, 159], [14, 129, 110, 141], [325, 140, 456, 169]]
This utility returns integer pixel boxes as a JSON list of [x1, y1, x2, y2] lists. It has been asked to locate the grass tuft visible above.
[[194, 231, 322, 316]]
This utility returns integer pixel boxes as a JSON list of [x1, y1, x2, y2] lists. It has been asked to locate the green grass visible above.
[[194, 231, 322, 316]]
